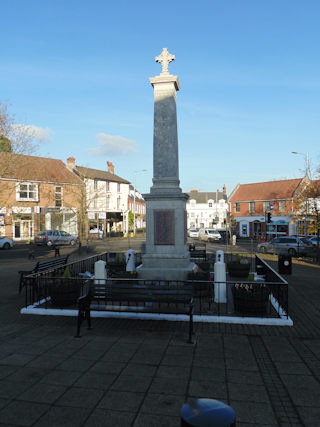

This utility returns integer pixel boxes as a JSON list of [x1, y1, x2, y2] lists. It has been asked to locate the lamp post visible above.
[[291, 151, 310, 177], [133, 169, 147, 236]]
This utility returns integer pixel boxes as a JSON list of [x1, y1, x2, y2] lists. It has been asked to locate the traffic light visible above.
[[267, 212, 272, 223]]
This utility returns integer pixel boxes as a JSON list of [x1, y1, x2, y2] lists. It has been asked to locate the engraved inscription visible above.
[[154, 210, 175, 245]]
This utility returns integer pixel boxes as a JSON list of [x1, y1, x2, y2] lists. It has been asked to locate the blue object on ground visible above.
[[180, 398, 236, 426]]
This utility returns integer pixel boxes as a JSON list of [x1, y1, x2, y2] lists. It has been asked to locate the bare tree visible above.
[[0, 101, 39, 155]]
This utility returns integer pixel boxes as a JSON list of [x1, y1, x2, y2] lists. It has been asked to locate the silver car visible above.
[[34, 230, 78, 246], [257, 236, 313, 257]]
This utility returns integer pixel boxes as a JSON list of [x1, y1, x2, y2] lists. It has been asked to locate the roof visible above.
[[0, 152, 82, 185], [76, 166, 130, 184], [187, 191, 227, 203], [228, 178, 303, 202]]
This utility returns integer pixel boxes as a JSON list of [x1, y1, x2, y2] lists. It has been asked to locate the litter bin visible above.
[[278, 253, 292, 274], [181, 399, 236, 426]]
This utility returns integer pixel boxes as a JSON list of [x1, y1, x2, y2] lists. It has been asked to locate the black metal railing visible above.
[[22, 252, 289, 319]]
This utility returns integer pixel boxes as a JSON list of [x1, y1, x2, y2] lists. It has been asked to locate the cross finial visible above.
[[155, 48, 175, 75]]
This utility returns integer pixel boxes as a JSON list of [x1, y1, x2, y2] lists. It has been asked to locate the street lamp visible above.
[[291, 151, 310, 177], [133, 169, 147, 236]]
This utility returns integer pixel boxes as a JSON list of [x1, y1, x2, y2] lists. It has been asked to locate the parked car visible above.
[[257, 236, 314, 257], [308, 236, 319, 247], [198, 228, 222, 242], [188, 229, 199, 238], [0, 236, 13, 249], [34, 230, 78, 246]]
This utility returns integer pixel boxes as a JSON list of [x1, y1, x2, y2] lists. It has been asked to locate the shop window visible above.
[[16, 182, 38, 202], [249, 202, 255, 213], [235, 203, 240, 213], [55, 186, 63, 207]]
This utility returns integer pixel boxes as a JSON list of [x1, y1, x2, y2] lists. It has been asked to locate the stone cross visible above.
[[155, 48, 175, 75]]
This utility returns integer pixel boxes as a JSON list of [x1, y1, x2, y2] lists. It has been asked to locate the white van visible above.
[[198, 228, 221, 242]]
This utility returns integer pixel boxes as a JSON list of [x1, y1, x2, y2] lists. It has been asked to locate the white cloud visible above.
[[11, 124, 53, 142], [89, 133, 138, 156]]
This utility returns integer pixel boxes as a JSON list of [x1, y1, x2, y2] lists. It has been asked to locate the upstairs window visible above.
[[117, 196, 121, 209], [263, 201, 270, 211], [235, 203, 240, 213], [16, 182, 39, 202], [94, 180, 98, 191], [279, 200, 286, 212], [106, 181, 110, 191], [117, 183, 121, 192], [249, 202, 255, 213], [106, 195, 111, 209], [208, 202, 212, 208], [54, 186, 63, 207]]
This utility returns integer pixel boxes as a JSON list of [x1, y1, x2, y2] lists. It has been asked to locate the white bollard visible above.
[[94, 260, 107, 285], [126, 249, 136, 272], [214, 250, 227, 303]]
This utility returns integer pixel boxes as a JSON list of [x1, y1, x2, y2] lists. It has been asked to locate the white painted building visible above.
[[186, 187, 228, 230], [67, 158, 130, 234]]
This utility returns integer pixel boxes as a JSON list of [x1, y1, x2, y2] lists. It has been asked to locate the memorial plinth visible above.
[[137, 48, 194, 281]]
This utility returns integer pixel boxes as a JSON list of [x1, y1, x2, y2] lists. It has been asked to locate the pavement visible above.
[[0, 243, 320, 426]]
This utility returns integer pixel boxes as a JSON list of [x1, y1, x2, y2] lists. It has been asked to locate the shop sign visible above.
[[88, 212, 95, 219], [47, 207, 61, 213], [12, 206, 32, 214], [0, 214, 5, 226], [34, 206, 40, 213], [0, 207, 6, 214], [98, 212, 106, 219]]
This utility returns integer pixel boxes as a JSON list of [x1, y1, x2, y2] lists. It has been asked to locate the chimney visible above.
[[107, 161, 114, 174], [223, 184, 227, 195], [67, 156, 76, 170], [189, 189, 198, 193]]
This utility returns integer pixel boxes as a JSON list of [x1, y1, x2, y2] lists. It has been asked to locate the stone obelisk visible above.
[[137, 48, 194, 280]]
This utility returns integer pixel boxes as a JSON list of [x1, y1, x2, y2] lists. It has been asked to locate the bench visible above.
[[75, 281, 194, 343], [189, 243, 206, 260], [18, 255, 69, 293]]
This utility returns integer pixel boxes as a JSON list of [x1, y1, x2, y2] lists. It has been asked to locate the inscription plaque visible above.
[[154, 210, 175, 245]]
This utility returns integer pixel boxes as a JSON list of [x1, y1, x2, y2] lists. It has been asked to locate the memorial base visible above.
[[137, 261, 195, 281]]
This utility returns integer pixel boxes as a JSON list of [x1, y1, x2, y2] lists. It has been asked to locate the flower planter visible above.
[[232, 285, 270, 315], [227, 262, 250, 278], [50, 279, 80, 307]]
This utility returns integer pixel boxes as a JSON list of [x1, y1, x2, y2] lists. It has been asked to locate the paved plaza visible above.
[[0, 246, 320, 426]]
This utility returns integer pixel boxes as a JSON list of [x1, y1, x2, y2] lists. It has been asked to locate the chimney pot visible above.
[[107, 161, 114, 174], [67, 157, 76, 170]]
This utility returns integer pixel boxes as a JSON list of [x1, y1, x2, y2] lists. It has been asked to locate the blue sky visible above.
[[1, 0, 320, 194]]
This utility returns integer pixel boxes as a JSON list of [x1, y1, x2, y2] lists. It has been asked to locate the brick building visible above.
[[0, 152, 82, 240], [228, 178, 307, 238]]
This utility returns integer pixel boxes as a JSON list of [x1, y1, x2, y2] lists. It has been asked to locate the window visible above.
[[117, 196, 121, 209], [106, 181, 110, 191], [54, 186, 62, 207], [249, 202, 255, 213], [279, 200, 286, 212], [263, 201, 270, 211], [235, 203, 240, 213], [117, 183, 121, 192], [16, 182, 39, 201], [94, 180, 98, 191], [106, 195, 110, 209], [208, 202, 212, 208]]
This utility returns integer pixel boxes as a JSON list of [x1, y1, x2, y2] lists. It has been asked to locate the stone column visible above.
[[137, 49, 194, 281]]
